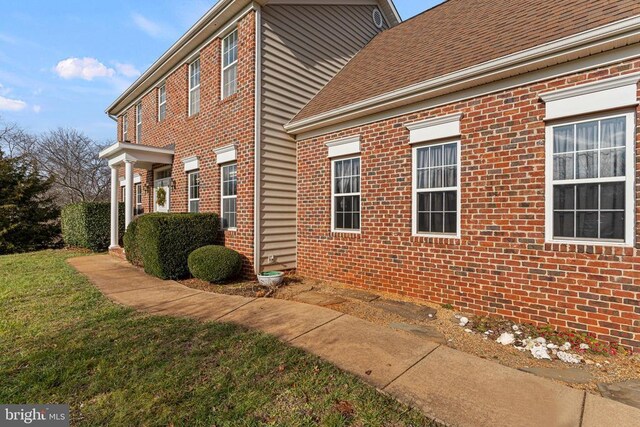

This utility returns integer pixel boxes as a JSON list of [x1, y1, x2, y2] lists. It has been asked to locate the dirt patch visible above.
[[178, 274, 639, 394]]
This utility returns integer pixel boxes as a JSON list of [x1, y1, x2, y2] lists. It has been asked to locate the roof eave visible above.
[[286, 15, 640, 137]]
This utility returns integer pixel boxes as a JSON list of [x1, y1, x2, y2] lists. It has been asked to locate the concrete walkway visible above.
[[68, 255, 640, 427]]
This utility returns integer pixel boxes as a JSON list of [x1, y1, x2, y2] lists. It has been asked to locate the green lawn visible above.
[[0, 250, 436, 426]]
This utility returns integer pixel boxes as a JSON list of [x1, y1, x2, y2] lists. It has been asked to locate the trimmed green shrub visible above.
[[61, 202, 125, 252], [188, 245, 243, 283], [123, 216, 142, 266], [131, 213, 220, 279]]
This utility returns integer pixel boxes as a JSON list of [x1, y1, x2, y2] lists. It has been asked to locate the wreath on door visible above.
[[156, 187, 167, 207]]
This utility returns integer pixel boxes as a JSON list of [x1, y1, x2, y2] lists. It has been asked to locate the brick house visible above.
[[102, 0, 640, 347], [100, 0, 400, 276]]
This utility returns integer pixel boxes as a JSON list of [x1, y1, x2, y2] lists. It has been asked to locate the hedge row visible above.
[[124, 213, 220, 279], [188, 245, 243, 283], [61, 202, 125, 252]]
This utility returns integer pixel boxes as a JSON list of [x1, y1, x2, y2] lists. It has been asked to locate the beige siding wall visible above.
[[259, 4, 386, 271]]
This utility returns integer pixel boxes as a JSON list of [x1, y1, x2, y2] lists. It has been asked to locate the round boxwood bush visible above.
[[188, 245, 243, 283]]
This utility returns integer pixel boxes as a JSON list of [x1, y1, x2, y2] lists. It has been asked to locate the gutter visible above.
[[253, 5, 262, 275], [285, 15, 640, 136]]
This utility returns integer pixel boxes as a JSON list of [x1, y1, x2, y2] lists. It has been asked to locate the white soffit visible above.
[[182, 155, 200, 172], [406, 113, 462, 144], [214, 144, 237, 164], [540, 72, 640, 120], [325, 135, 360, 158]]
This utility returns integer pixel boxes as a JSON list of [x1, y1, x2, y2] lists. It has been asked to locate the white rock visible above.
[[515, 331, 522, 335], [560, 342, 572, 351], [496, 332, 516, 345], [557, 351, 582, 364], [454, 314, 461, 319], [512, 325, 519, 331], [547, 343, 559, 349], [530, 345, 551, 360], [535, 337, 547, 345], [459, 317, 469, 326], [464, 328, 473, 333], [579, 343, 589, 350]]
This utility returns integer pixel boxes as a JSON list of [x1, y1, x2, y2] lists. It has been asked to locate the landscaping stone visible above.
[[389, 322, 447, 344], [519, 367, 593, 384], [496, 332, 515, 345], [557, 351, 581, 364], [292, 291, 346, 307], [371, 299, 437, 321], [333, 288, 379, 302], [597, 380, 640, 410]]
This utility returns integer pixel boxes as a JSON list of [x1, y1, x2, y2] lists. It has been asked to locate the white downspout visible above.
[[253, 4, 262, 275]]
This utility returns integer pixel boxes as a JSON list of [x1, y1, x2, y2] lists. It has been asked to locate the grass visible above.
[[0, 250, 437, 426]]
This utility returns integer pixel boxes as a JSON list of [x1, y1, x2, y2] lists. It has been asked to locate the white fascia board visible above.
[[285, 15, 640, 135], [182, 155, 200, 172], [214, 144, 237, 164], [406, 113, 462, 144], [540, 72, 640, 120], [325, 135, 361, 158]]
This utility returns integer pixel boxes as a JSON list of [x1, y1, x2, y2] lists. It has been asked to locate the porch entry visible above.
[[154, 168, 171, 213]]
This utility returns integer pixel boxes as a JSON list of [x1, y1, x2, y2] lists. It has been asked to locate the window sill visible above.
[[223, 228, 237, 233], [544, 240, 634, 256], [330, 230, 362, 239], [220, 92, 239, 104], [411, 233, 461, 244], [187, 112, 200, 121]]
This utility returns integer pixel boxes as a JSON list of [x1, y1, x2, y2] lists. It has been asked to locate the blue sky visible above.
[[0, 0, 442, 142]]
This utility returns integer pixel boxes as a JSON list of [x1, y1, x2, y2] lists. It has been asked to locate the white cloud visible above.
[[32, 105, 41, 113], [54, 57, 115, 81], [114, 62, 141, 78], [0, 95, 27, 111], [132, 13, 165, 38]]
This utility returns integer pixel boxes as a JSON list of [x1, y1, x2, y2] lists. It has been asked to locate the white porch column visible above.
[[109, 166, 119, 249], [124, 160, 135, 228]]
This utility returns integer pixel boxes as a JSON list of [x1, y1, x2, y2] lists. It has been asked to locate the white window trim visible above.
[[135, 102, 142, 143], [411, 140, 462, 239], [122, 113, 128, 142], [221, 163, 237, 230], [326, 135, 360, 158], [158, 84, 166, 121], [221, 29, 238, 100], [182, 155, 200, 172], [188, 58, 201, 116], [406, 113, 463, 144], [188, 171, 200, 213], [544, 110, 636, 246], [331, 156, 361, 234], [214, 144, 236, 164]]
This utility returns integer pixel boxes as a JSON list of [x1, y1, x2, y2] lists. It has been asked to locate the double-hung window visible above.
[[134, 183, 143, 215], [413, 141, 460, 236], [188, 171, 200, 213], [122, 113, 128, 141], [135, 102, 142, 143], [547, 112, 634, 244], [221, 163, 237, 229], [222, 30, 238, 99], [189, 58, 200, 116], [332, 157, 361, 232], [158, 84, 166, 121]]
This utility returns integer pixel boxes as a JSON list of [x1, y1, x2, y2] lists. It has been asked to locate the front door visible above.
[[154, 169, 171, 213]]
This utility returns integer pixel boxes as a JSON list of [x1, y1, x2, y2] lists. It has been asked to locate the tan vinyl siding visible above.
[[259, 4, 386, 271]]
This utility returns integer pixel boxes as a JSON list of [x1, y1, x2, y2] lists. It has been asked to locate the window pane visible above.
[[353, 158, 360, 176], [600, 148, 625, 177], [430, 145, 442, 167], [576, 212, 598, 238], [576, 121, 598, 151], [444, 191, 456, 211], [600, 182, 624, 210], [601, 117, 625, 148], [430, 192, 443, 211], [443, 143, 457, 165], [418, 192, 429, 212], [417, 212, 429, 232], [429, 167, 442, 188], [189, 200, 199, 213], [600, 212, 624, 240], [353, 213, 360, 230], [444, 213, 457, 233], [336, 210, 344, 229], [553, 125, 574, 153], [443, 166, 456, 187], [431, 213, 444, 233], [417, 170, 428, 189], [553, 212, 574, 238], [553, 154, 574, 180], [576, 184, 598, 210], [553, 185, 574, 210], [576, 151, 597, 179], [417, 148, 428, 169], [344, 210, 353, 229]]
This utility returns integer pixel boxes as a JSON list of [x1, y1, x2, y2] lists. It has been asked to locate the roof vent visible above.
[[372, 8, 384, 29]]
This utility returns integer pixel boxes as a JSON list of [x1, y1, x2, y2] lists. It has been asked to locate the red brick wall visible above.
[[116, 12, 256, 277], [297, 59, 640, 348]]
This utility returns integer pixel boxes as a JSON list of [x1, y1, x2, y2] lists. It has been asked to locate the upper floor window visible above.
[[413, 141, 459, 236], [158, 84, 166, 122], [134, 183, 143, 215], [122, 113, 128, 142], [546, 112, 634, 244], [135, 102, 142, 143], [332, 157, 361, 232], [222, 30, 238, 99], [221, 163, 237, 229], [189, 58, 201, 116], [188, 171, 200, 213]]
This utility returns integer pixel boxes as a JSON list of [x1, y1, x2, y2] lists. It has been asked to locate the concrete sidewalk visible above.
[[68, 255, 639, 427]]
